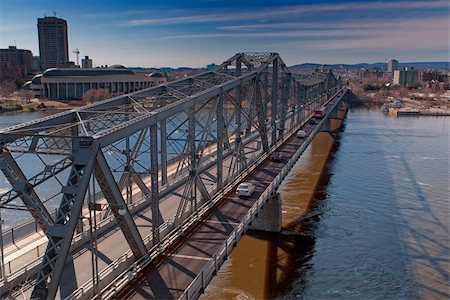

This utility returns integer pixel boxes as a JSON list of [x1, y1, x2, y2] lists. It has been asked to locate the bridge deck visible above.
[[118, 90, 346, 299], [118, 112, 319, 299]]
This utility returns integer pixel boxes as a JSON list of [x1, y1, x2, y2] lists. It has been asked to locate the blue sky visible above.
[[0, 0, 448, 67]]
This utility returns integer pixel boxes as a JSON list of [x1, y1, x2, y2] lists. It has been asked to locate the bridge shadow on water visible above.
[[244, 132, 341, 299], [221, 111, 448, 300], [396, 154, 449, 299]]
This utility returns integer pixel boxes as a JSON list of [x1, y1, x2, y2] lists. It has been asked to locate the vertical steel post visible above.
[[150, 124, 160, 244], [279, 73, 291, 139], [271, 59, 278, 145], [255, 79, 269, 152], [160, 120, 168, 186], [217, 93, 224, 190], [234, 57, 245, 171], [126, 137, 132, 204], [188, 107, 197, 213]]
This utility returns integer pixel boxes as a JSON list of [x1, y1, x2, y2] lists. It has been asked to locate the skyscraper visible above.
[[37, 16, 69, 70]]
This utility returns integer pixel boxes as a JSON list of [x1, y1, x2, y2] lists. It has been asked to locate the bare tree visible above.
[[0, 81, 15, 100], [82, 88, 111, 102]]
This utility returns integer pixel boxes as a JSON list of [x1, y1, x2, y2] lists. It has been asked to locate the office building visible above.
[[24, 65, 167, 100], [38, 16, 69, 70], [81, 56, 93, 68], [387, 59, 398, 73], [0, 46, 33, 80]]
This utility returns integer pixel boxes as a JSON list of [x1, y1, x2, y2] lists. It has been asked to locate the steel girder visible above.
[[0, 52, 341, 299]]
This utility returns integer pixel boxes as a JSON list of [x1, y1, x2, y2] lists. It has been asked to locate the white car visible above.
[[236, 182, 256, 197], [297, 130, 306, 138]]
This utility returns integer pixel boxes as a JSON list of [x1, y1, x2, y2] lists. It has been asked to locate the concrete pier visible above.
[[249, 193, 281, 232]]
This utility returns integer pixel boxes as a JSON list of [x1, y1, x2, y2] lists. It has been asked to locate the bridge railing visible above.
[[179, 89, 347, 300], [87, 98, 321, 299], [67, 127, 278, 299]]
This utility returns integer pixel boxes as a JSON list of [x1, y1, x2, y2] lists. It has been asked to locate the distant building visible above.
[[418, 70, 438, 82], [32, 56, 40, 72], [81, 56, 93, 68], [358, 68, 383, 79], [393, 69, 418, 86], [0, 46, 33, 80], [387, 59, 398, 73], [206, 63, 218, 70], [38, 16, 69, 70], [24, 65, 167, 100]]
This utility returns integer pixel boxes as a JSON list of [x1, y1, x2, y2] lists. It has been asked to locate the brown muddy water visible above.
[[200, 109, 449, 300]]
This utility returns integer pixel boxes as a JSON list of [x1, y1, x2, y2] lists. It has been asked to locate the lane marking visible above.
[[206, 220, 239, 226], [169, 254, 211, 261]]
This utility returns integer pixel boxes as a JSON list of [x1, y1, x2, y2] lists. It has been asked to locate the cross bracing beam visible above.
[[0, 52, 341, 299]]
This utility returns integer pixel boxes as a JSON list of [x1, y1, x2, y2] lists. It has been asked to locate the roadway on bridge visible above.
[[117, 113, 321, 299], [117, 91, 345, 299]]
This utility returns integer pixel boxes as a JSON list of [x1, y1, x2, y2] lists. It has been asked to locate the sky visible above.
[[0, 0, 449, 68]]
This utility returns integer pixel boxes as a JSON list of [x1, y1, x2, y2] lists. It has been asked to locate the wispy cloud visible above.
[[216, 17, 446, 31], [268, 18, 449, 53], [150, 17, 448, 49], [124, 0, 449, 27]]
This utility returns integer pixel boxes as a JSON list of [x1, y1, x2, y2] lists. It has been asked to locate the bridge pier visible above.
[[249, 193, 281, 232], [320, 101, 347, 133]]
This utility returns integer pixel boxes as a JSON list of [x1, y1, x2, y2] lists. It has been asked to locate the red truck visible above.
[[314, 106, 326, 119]]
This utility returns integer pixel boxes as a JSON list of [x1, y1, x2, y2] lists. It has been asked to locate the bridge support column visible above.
[[249, 193, 281, 232], [320, 101, 348, 134]]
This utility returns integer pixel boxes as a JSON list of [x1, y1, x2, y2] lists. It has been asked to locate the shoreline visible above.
[[352, 91, 450, 116]]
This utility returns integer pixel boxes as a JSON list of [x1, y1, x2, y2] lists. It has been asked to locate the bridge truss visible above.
[[0, 52, 339, 299]]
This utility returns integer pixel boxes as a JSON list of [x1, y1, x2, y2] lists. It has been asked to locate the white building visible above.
[[24, 65, 166, 100]]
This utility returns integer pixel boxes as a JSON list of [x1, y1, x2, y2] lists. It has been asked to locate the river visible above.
[[1, 109, 449, 299], [200, 108, 449, 300]]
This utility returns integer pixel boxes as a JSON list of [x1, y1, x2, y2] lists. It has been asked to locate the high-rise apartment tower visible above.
[[37, 16, 69, 70]]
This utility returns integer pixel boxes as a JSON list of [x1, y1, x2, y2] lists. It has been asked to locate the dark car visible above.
[[270, 152, 283, 162], [309, 118, 316, 125]]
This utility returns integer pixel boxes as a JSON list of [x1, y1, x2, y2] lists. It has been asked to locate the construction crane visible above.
[[73, 48, 80, 66]]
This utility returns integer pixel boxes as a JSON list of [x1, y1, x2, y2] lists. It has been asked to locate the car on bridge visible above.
[[270, 151, 284, 162], [296, 130, 306, 138], [236, 182, 256, 197]]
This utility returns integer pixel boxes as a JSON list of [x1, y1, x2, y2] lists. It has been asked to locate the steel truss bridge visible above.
[[0, 52, 342, 299]]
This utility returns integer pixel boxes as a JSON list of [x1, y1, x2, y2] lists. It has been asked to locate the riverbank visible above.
[[0, 97, 94, 114], [354, 90, 450, 116]]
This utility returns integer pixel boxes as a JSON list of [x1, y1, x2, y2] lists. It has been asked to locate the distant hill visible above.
[[290, 62, 449, 71]]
